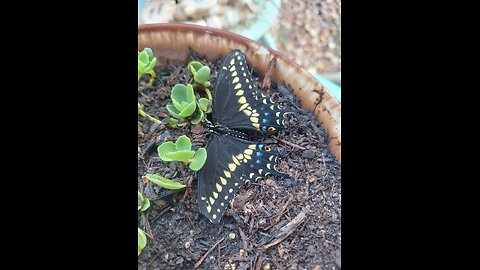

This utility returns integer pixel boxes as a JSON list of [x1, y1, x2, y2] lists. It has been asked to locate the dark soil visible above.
[[138, 52, 341, 270]]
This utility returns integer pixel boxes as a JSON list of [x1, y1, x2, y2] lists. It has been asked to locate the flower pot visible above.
[[138, 23, 341, 163]]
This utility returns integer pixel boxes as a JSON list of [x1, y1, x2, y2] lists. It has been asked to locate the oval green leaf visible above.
[[190, 109, 204, 125], [178, 101, 197, 118], [145, 174, 187, 190], [146, 57, 156, 72], [168, 118, 178, 127], [144, 48, 154, 60], [198, 98, 209, 112], [166, 150, 195, 161], [140, 198, 150, 211], [157, 141, 177, 161], [171, 84, 188, 111], [188, 61, 203, 74], [175, 135, 192, 151], [186, 84, 195, 103], [189, 148, 207, 171], [138, 228, 147, 256], [166, 104, 182, 119], [194, 66, 211, 84], [138, 51, 149, 65]]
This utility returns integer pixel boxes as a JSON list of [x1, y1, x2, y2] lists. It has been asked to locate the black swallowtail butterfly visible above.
[[197, 50, 290, 223]]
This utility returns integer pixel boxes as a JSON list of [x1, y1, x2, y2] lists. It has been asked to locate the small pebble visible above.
[[228, 232, 236, 239]]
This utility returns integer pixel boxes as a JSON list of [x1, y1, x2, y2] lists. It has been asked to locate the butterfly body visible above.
[[197, 50, 290, 223]]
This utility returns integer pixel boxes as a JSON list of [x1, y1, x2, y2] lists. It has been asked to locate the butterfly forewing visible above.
[[213, 50, 291, 134]]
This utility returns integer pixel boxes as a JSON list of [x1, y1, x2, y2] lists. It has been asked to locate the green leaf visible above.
[[145, 174, 186, 190], [190, 148, 207, 171], [171, 84, 188, 111], [138, 51, 149, 65], [178, 101, 197, 118], [138, 228, 147, 256], [157, 141, 177, 161], [188, 61, 203, 75], [168, 118, 178, 127], [140, 198, 150, 211], [186, 84, 195, 103], [146, 57, 156, 72], [194, 66, 211, 84], [144, 48, 154, 61], [166, 150, 195, 161], [166, 104, 182, 119], [175, 135, 192, 151], [190, 109, 204, 125], [198, 98, 209, 112]]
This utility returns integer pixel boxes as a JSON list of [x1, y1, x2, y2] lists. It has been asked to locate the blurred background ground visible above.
[[139, 0, 341, 86]]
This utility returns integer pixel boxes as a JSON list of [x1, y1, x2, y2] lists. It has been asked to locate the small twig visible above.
[[254, 252, 264, 270], [261, 210, 307, 250], [239, 227, 249, 254], [194, 237, 225, 269], [272, 135, 306, 150], [275, 195, 294, 224], [217, 242, 221, 270]]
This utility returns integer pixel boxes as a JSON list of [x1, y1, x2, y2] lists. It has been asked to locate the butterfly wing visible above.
[[197, 133, 286, 224], [213, 50, 291, 134]]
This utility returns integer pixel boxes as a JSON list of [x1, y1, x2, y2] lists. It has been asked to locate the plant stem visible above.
[[204, 87, 212, 101], [147, 70, 156, 86], [139, 108, 162, 125]]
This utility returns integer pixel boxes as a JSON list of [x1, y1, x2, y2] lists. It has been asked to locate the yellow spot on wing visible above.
[[232, 77, 239, 84], [213, 192, 218, 199], [236, 90, 244, 96], [270, 105, 275, 110], [258, 169, 263, 174], [276, 119, 281, 125], [249, 85, 253, 89], [250, 117, 259, 123], [238, 97, 247, 104], [216, 183, 222, 192], [234, 83, 242, 89], [276, 112, 280, 117], [224, 171, 231, 178], [239, 103, 249, 111], [217, 208, 220, 212], [232, 71, 237, 76], [269, 155, 274, 161], [221, 202, 224, 206], [249, 173, 254, 178], [267, 163, 271, 169], [207, 205, 211, 213], [230, 65, 235, 71], [201, 196, 206, 201], [228, 163, 237, 171], [236, 153, 244, 159], [243, 109, 252, 116], [232, 155, 240, 165], [262, 99, 267, 104], [248, 145, 256, 149], [212, 214, 217, 219], [229, 188, 233, 193], [244, 149, 253, 155], [230, 59, 235, 65], [224, 195, 228, 200], [251, 113, 259, 117], [244, 154, 251, 160], [209, 197, 215, 204], [222, 66, 227, 70], [220, 176, 227, 185], [246, 79, 250, 83], [253, 123, 260, 129]]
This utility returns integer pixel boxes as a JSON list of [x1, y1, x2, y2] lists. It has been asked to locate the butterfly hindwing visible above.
[[197, 133, 286, 224]]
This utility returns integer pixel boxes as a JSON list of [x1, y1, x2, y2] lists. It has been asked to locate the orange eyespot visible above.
[[264, 146, 271, 151], [267, 127, 276, 132]]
